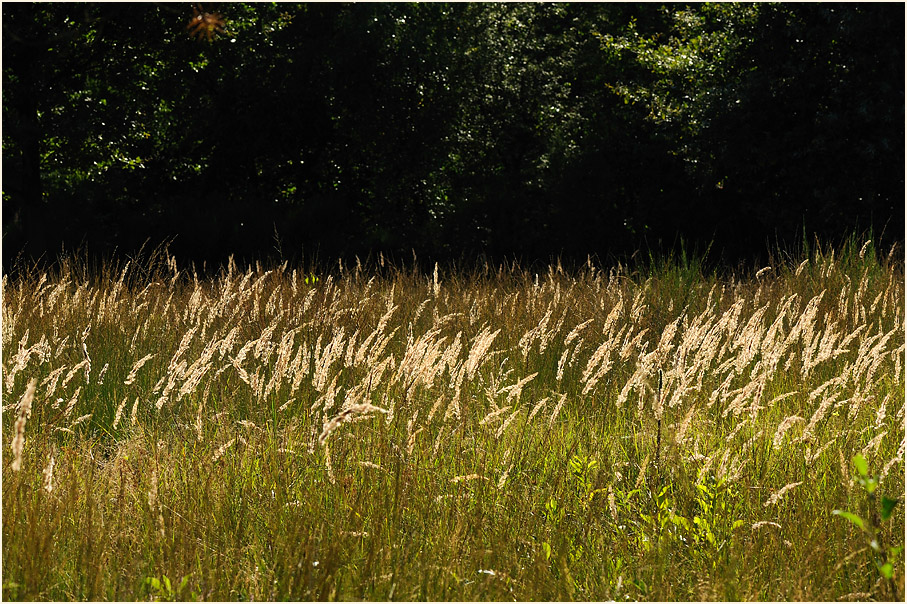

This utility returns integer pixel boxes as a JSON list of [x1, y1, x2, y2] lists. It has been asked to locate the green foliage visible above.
[[833, 454, 904, 599], [834, 510, 865, 532], [2, 3, 901, 267], [568, 454, 604, 508], [143, 575, 190, 602]]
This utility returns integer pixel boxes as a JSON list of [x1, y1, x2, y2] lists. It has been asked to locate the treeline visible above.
[[3, 3, 903, 269]]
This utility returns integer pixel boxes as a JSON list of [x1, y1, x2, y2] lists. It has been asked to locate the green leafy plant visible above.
[[690, 476, 744, 553], [637, 483, 692, 552], [833, 454, 902, 598], [540, 455, 607, 579], [568, 454, 606, 510], [635, 474, 743, 563], [143, 575, 189, 601], [542, 496, 565, 525], [2, 582, 22, 601]]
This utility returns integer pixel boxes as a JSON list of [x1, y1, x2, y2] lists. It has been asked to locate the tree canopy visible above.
[[3, 3, 903, 269]]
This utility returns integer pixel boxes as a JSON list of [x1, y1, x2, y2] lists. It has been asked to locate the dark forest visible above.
[[3, 3, 904, 270]]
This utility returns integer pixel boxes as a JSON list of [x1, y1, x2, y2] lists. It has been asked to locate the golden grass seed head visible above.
[[772, 415, 805, 449], [763, 481, 803, 507], [10, 378, 37, 472], [451, 474, 487, 483], [860, 431, 888, 458], [112, 395, 129, 430], [548, 393, 568, 428], [42, 452, 56, 493], [124, 353, 156, 385]]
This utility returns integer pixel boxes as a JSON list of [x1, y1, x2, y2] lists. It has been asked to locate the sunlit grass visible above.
[[2, 241, 904, 601]]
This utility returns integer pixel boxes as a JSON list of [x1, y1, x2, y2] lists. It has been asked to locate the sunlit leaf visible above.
[[864, 477, 878, 495], [833, 509, 865, 531]]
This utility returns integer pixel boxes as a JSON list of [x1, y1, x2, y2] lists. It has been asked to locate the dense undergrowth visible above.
[[2, 241, 904, 601]]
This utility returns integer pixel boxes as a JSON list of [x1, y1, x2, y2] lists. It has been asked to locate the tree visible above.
[[597, 3, 904, 256], [3, 3, 902, 269]]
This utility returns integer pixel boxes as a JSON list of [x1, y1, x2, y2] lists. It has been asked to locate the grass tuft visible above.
[[2, 242, 904, 600]]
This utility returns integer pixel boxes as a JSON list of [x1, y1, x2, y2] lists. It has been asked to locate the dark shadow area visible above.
[[3, 3, 903, 274]]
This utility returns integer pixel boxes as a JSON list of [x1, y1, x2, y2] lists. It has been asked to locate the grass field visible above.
[[2, 241, 904, 601]]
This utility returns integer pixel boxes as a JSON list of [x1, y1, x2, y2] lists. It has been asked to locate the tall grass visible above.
[[2, 241, 904, 601]]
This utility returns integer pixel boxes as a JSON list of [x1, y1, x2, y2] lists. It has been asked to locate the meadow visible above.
[[2, 241, 904, 601]]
